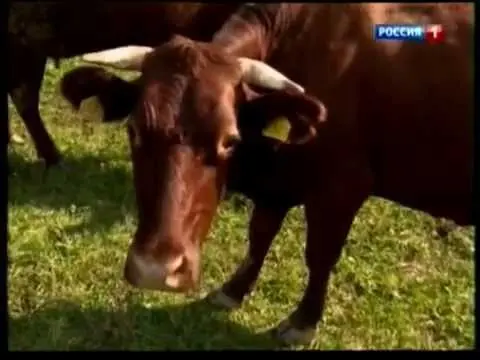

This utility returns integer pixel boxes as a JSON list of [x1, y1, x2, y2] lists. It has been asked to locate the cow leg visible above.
[[207, 204, 289, 309], [271, 171, 372, 345], [9, 54, 61, 168]]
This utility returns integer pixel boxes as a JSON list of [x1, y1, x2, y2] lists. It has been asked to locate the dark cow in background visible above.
[[8, 2, 242, 167], [60, 3, 473, 345]]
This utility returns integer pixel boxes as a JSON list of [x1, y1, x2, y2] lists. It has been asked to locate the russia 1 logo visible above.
[[425, 24, 445, 44]]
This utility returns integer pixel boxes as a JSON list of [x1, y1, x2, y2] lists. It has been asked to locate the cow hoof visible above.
[[271, 319, 316, 346], [206, 288, 242, 310], [10, 133, 25, 144]]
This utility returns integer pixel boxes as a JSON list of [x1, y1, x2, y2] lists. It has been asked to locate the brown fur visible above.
[[136, 37, 243, 136], [60, 3, 473, 343], [8, 3, 242, 167]]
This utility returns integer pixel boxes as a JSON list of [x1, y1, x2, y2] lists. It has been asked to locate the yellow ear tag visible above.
[[262, 116, 291, 142], [78, 96, 104, 121]]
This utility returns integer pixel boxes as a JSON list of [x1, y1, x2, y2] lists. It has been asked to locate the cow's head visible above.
[[61, 35, 327, 293]]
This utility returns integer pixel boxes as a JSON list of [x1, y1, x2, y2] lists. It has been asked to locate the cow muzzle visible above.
[[123, 245, 198, 293]]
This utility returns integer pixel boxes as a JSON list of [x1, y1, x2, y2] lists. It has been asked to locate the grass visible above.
[[7, 58, 474, 350]]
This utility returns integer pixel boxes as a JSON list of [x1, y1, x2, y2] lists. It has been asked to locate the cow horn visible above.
[[238, 58, 305, 93], [81, 46, 154, 71]]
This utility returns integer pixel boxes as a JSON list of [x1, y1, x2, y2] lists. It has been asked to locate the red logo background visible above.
[[425, 24, 445, 44]]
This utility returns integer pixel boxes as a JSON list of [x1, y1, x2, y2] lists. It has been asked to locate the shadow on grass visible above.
[[8, 150, 135, 235], [8, 298, 280, 350], [8, 150, 251, 236]]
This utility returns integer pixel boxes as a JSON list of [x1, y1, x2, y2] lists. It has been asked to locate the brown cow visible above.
[[60, 3, 473, 345], [8, 2, 242, 168]]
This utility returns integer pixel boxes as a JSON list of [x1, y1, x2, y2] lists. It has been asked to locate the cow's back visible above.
[[261, 3, 473, 224], [354, 4, 473, 222], [8, 3, 242, 58]]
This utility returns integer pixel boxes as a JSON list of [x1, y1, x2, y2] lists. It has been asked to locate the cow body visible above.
[[8, 2, 241, 167], [215, 3, 473, 221], [217, 5, 473, 344], [60, 3, 473, 345]]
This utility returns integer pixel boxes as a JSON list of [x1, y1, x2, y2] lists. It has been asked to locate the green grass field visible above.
[[7, 59, 474, 350]]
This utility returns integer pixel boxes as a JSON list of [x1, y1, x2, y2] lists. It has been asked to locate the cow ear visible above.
[[237, 84, 328, 145], [60, 66, 140, 123]]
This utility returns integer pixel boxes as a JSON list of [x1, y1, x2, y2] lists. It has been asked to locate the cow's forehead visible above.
[[128, 40, 242, 139], [130, 74, 235, 144], [142, 39, 241, 82]]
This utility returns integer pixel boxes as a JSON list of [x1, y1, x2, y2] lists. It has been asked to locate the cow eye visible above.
[[223, 134, 241, 150]]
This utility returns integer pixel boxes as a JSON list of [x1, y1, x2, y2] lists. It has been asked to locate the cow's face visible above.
[[61, 35, 327, 293]]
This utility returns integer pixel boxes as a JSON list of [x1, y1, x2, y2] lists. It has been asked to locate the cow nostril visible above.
[[173, 257, 188, 276], [164, 255, 190, 289], [165, 255, 188, 276], [225, 134, 241, 149]]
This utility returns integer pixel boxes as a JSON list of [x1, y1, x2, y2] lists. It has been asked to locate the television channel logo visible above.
[[374, 24, 445, 44]]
